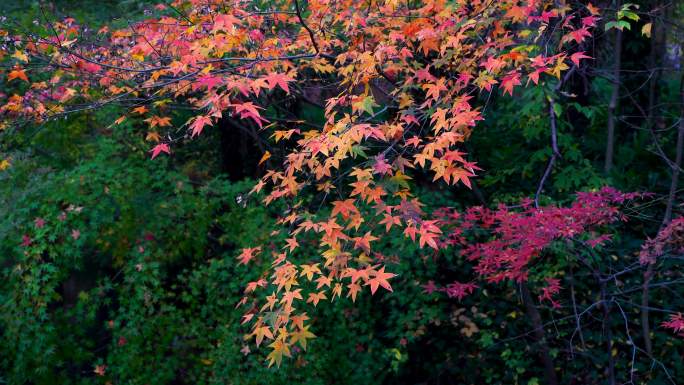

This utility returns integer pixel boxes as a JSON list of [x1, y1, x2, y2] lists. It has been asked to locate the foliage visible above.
[[0, 0, 601, 363], [0, 134, 404, 384], [1, 0, 684, 384]]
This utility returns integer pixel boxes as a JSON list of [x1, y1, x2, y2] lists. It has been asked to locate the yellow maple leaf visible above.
[[258, 151, 271, 165], [145, 132, 161, 142], [12, 50, 28, 63]]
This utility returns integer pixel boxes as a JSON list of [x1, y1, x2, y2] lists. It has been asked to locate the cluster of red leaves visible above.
[[430, 187, 643, 303], [421, 279, 478, 301], [538, 277, 562, 308], [639, 217, 684, 265], [637, 218, 684, 339], [662, 313, 684, 337]]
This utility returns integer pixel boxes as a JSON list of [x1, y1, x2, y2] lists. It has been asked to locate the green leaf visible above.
[[353, 95, 379, 115], [604, 21, 619, 31], [350, 145, 369, 159]]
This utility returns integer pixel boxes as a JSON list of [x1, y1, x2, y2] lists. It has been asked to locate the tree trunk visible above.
[[662, 28, 683, 225], [601, 283, 616, 385], [643, 18, 681, 357], [521, 284, 558, 385], [604, 21, 622, 174]]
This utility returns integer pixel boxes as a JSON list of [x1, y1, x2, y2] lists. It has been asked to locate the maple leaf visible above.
[[570, 52, 592, 67], [232, 102, 268, 128], [300, 264, 321, 281], [307, 291, 327, 306], [315, 274, 332, 289], [405, 136, 422, 147], [500, 71, 521, 96], [290, 325, 316, 350], [266, 338, 291, 367], [421, 280, 439, 294], [352, 231, 378, 253], [587, 3, 600, 15], [144, 115, 172, 128], [414, 67, 436, 82], [343, 267, 369, 285], [367, 267, 396, 294], [0, 158, 11, 171], [189, 115, 213, 137], [150, 143, 170, 159], [505, 5, 527, 22], [481, 56, 506, 74], [240, 345, 251, 356], [93, 365, 106, 376], [373, 155, 393, 176], [12, 50, 28, 63], [444, 281, 478, 300], [235, 297, 251, 308], [132, 106, 148, 115], [7, 68, 28, 82], [258, 151, 271, 166], [280, 289, 303, 309], [567, 28, 591, 44], [263, 72, 293, 94], [347, 283, 362, 302], [422, 78, 447, 100], [21, 234, 32, 247], [548, 59, 569, 79], [527, 69, 544, 85], [475, 74, 498, 91], [145, 131, 161, 142], [351, 95, 379, 115], [662, 313, 684, 335], [195, 74, 223, 91], [379, 214, 402, 232], [253, 325, 274, 347], [237, 247, 261, 265], [331, 199, 358, 219], [582, 15, 599, 28], [212, 13, 242, 32], [271, 129, 298, 143], [284, 237, 299, 252]]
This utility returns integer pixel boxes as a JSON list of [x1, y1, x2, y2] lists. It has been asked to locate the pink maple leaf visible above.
[[150, 143, 171, 159]]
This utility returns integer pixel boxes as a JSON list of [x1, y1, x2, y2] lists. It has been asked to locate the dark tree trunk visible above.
[[218, 119, 261, 181], [604, 21, 622, 174], [521, 284, 559, 385]]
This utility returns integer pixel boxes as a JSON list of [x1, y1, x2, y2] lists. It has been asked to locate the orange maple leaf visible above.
[[237, 247, 261, 265], [367, 267, 396, 294], [7, 68, 28, 82]]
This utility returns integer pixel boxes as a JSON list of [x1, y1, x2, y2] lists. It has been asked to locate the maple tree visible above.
[[0, 0, 604, 366]]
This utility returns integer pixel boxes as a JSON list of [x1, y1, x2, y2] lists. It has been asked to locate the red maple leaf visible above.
[[263, 73, 293, 94], [195, 75, 224, 91], [237, 247, 261, 265], [232, 102, 268, 128], [500, 71, 521, 96], [662, 313, 684, 336], [570, 51, 592, 67], [373, 155, 393, 176], [150, 143, 171, 159], [189, 115, 213, 137]]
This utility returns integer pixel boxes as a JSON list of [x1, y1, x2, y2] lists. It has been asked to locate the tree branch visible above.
[[293, 0, 320, 54]]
